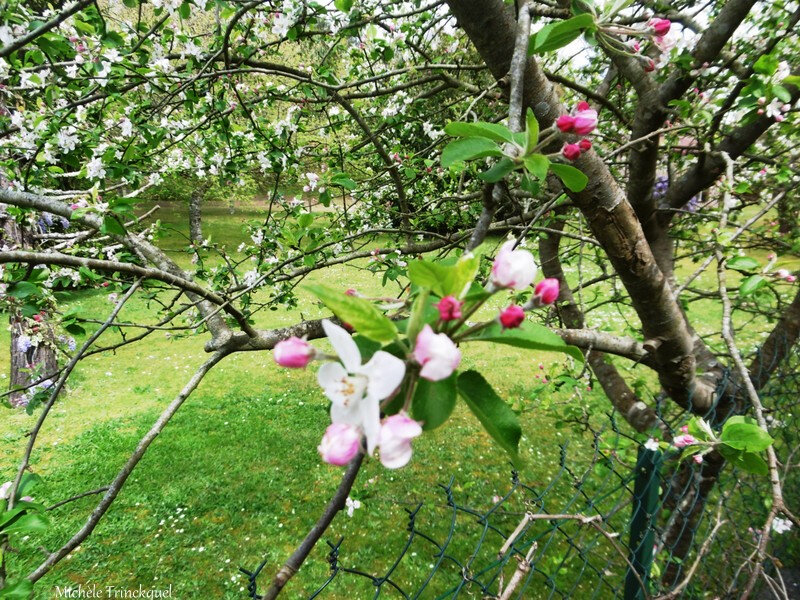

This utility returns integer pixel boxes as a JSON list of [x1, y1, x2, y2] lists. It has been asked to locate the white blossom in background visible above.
[[772, 517, 792, 534], [86, 156, 106, 181]]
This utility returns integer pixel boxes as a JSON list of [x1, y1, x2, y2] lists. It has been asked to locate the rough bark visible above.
[[539, 211, 660, 433], [189, 186, 204, 244], [445, 0, 715, 413], [0, 212, 57, 406]]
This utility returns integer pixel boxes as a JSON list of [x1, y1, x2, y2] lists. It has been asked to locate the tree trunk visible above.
[[189, 187, 204, 244], [0, 210, 58, 407]]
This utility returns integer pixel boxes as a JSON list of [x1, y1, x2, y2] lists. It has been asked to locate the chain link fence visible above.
[[242, 340, 799, 599]]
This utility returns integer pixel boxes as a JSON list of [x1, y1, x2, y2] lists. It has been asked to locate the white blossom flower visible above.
[[317, 320, 406, 454]]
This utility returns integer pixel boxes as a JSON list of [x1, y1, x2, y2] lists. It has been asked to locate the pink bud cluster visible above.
[[557, 102, 597, 161], [774, 268, 797, 283]]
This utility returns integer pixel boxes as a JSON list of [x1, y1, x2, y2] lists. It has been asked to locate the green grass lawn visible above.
[[0, 200, 796, 598]]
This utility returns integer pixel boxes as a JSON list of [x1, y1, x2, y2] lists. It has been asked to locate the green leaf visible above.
[[739, 274, 766, 297], [334, 0, 353, 11], [7, 281, 40, 299], [0, 579, 33, 599], [407, 255, 479, 299], [726, 256, 760, 271], [15, 473, 41, 501], [772, 84, 791, 103], [406, 289, 430, 345], [444, 121, 515, 143], [721, 419, 774, 452], [330, 173, 357, 190], [550, 163, 588, 192], [525, 108, 539, 151], [457, 370, 522, 463], [478, 158, 516, 182], [101, 215, 126, 236], [1, 512, 49, 535], [307, 284, 397, 343], [297, 213, 313, 228], [523, 154, 550, 180], [441, 138, 502, 168], [738, 452, 769, 475], [464, 321, 584, 362], [529, 14, 595, 55], [783, 75, 800, 88], [412, 375, 457, 430], [753, 54, 778, 76]]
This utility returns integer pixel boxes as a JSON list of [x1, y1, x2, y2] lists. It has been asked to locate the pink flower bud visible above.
[[562, 143, 582, 161], [490, 240, 537, 290], [379, 413, 422, 469], [318, 423, 361, 466], [573, 107, 598, 135], [693, 454, 704, 464], [273, 336, 315, 368], [680, 425, 689, 433], [578, 138, 592, 152], [435, 295, 463, 321], [413, 325, 461, 381], [534, 278, 560, 305], [345, 288, 358, 296], [499, 305, 525, 329], [787, 275, 797, 283], [673, 434, 696, 448], [776, 269, 791, 279], [556, 115, 576, 133], [648, 18, 671, 37], [644, 59, 656, 72]]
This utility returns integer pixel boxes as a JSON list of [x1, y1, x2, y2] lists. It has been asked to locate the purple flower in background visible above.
[[652, 175, 669, 200], [16, 334, 32, 353], [652, 175, 699, 211]]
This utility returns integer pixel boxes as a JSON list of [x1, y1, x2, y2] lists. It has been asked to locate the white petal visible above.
[[360, 351, 406, 401], [380, 439, 413, 469], [317, 362, 349, 406], [322, 319, 361, 373], [419, 357, 453, 382], [360, 398, 381, 455], [331, 402, 361, 427]]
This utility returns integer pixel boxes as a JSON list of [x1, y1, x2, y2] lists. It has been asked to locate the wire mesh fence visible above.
[[242, 340, 799, 599]]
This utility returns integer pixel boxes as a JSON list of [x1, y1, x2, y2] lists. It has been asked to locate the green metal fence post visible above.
[[624, 447, 663, 600]]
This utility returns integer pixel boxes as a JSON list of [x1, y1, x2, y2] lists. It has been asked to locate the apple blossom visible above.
[[274, 336, 316, 368], [648, 18, 672, 37], [644, 438, 660, 451], [573, 102, 598, 135], [534, 278, 560, 305], [435, 295, 463, 321], [379, 413, 423, 469], [673, 434, 697, 448], [562, 143, 581, 161], [775, 269, 791, 279], [693, 455, 704, 464], [318, 423, 361, 466], [556, 115, 576, 133], [490, 240, 537, 290], [499, 305, 525, 329], [317, 320, 406, 454], [413, 324, 461, 381]]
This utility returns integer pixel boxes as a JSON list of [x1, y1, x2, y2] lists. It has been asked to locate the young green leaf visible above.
[[464, 321, 584, 362], [478, 158, 516, 182], [739, 274, 766, 297], [523, 154, 550, 180], [307, 284, 397, 343], [726, 256, 760, 272], [525, 108, 539, 151], [721, 419, 774, 452], [550, 163, 589, 192], [412, 375, 457, 430], [441, 138, 503, 168], [457, 370, 522, 464], [529, 14, 595, 55], [444, 121, 515, 143]]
